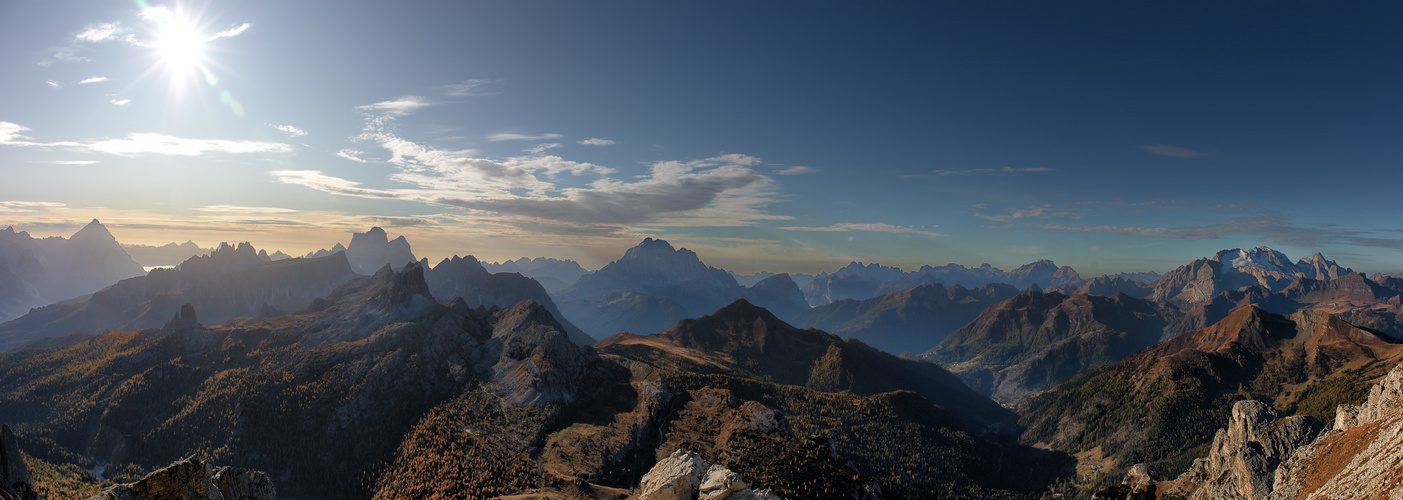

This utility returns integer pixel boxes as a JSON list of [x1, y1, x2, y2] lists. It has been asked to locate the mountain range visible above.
[[4, 221, 1403, 498]]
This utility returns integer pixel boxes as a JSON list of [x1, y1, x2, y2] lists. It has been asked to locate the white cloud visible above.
[[0, 122, 292, 156], [274, 127, 779, 227], [1139, 145, 1205, 159], [443, 78, 502, 96], [975, 205, 1082, 222], [111, 99, 131, 106], [210, 23, 252, 39], [931, 166, 1054, 176], [777, 166, 817, 175], [488, 132, 563, 142], [0, 122, 34, 143], [46, 80, 62, 89], [708, 153, 761, 166], [78, 76, 109, 84], [336, 150, 368, 163], [267, 123, 308, 137], [778, 222, 943, 237], [578, 137, 616, 146], [51, 160, 100, 165], [75, 22, 122, 42], [357, 96, 431, 116]]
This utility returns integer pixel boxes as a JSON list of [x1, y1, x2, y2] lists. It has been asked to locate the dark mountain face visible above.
[[0, 221, 145, 322], [922, 291, 1187, 403], [1016, 305, 1403, 482], [0, 243, 358, 352], [791, 282, 1020, 355], [1048, 275, 1153, 298], [597, 299, 1012, 429], [423, 255, 595, 345]]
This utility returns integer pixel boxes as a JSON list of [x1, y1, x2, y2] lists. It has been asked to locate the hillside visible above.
[[1017, 305, 1403, 486], [597, 299, 1012, 428], [922, 291, 1186, 403]]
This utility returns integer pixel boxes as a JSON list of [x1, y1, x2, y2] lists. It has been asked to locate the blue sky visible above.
[[2, 1, 1401, 275]]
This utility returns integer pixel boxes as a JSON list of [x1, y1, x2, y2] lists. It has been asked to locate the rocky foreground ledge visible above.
[[86, 458, 274, 500]]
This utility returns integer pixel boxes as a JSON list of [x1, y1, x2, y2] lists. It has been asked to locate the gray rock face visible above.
[[0, 424, 39, 500], [1270, 362, 1403, 500], [1149, 247, 1354, 305], [1158, 400, 1324, 500], [482, 300, 599, 406], [86, 457, 274, 500], [635, 450, 781, 500]]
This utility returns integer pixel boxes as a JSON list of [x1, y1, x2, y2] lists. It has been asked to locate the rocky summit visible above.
[[85, 457, 274, 500]]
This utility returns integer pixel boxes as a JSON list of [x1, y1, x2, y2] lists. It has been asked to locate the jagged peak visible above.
[[70, 218, 117, 242]]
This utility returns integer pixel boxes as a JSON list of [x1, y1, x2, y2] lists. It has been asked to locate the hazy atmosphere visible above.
[[4, 1, 1402, 275]]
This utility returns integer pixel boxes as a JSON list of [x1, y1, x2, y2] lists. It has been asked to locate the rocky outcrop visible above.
[[1090, 464, 1156, 500], [0, 424, 39, 500], [1157, 401, 1324, 499], [483, 300, 600, 406], [86, 457, 274, 500], [635, 450, 781, 500], [1270, 362, 1403, 499]]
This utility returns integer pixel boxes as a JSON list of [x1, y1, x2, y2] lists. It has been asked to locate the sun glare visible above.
[[140, 5, 216, 87]]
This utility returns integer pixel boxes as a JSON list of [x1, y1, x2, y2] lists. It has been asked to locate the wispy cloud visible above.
[[1139, 145, 1205, 159], [85, 134, 293, 156], [777, 166, 817, 176], [267, 123, 308, 137], [1041, 214, 1403, 250], [210, 23, 252, 39], [51, 160, 100, 165], [443, 78, 502, 96], [778, 222, 943, 237], [357, 96, 431, 116], [578, 137, 616, 146], [525, 143, 562, 155], [931, 166, 1054, 176], [0, 121, 292, 156], [196, 205, 299, 214], [45, 80, 62, 89], [78, 76, 109, 84], [976, 205, 1080, 222], [488, 132, 563, 142], [111, 99, 131, 106], [75, 22, 122, 42], [336, 150, 368, 163]]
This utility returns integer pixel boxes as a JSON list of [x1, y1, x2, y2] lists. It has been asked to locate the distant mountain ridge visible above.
[[482, 257, 588, 292], [556, 238, 810, 338], [0, 242, 359, 351], [0, 220, 145, 322], [792, 282, 1020, 354], [803, 258, 1089, 306], [1149, 247, 1353, 304]]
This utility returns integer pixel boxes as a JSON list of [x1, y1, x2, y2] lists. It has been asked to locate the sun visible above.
[[141, 6, 211, 83]]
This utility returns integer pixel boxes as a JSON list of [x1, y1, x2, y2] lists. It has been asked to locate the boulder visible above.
[[635, 450, 782, 500]]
